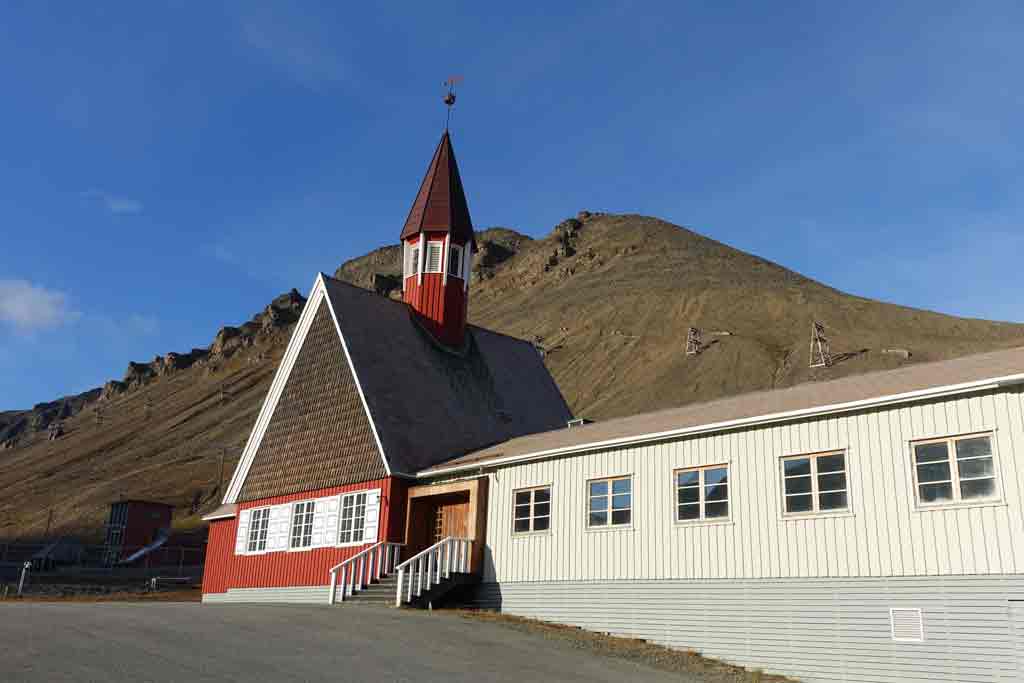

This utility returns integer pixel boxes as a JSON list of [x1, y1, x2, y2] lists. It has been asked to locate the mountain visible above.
[[2, 213, 1022, 541]]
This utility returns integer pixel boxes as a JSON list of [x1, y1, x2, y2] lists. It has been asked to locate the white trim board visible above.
[[323, 278, 392, 477], [223, 273, 391, 503], [422, 373, 1024, 477]]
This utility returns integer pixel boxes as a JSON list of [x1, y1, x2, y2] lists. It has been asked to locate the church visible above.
[[202, 126, 1024, 683], [201, 128, 573, 602]]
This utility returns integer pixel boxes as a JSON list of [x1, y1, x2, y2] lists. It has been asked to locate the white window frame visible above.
[[674, 464, 730, 524], [447, 243, 464, 280], [405, 239, 421, 280], [289, 500, 316, 550], [910, 432, 1000, 509], [246, 507, 271, 553], [425, 241, 444, 273], [338, 491, 368, 546], [780, 450, 850, 517], [512, 485, 552, 535], [586, 475, 633, 529]]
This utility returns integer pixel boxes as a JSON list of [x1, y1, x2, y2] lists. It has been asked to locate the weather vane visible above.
[[443, 76, 463, 130]]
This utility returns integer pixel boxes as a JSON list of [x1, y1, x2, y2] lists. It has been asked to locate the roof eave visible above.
[[419, 373, 1024, 478]]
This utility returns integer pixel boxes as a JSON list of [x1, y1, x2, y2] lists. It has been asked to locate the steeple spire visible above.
[[399, 131, 476, 250], [399, 130, 476, 349]]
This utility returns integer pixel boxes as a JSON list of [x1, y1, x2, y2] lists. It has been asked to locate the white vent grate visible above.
[[890, 608, 924, 642], [426, 242, 443, 273]]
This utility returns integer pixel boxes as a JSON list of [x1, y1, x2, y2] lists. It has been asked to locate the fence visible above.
[[0, 542, 205, 578]]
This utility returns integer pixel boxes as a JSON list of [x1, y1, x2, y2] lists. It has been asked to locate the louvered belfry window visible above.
[[426, 241, 444, 273]]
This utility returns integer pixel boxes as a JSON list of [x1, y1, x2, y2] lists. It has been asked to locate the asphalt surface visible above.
[[0, 602, 690, 682]]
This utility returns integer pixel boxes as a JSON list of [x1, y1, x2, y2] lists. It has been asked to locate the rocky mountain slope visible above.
[[3, 213, 1023, 541]]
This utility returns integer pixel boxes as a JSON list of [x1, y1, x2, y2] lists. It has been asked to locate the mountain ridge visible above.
[[2, 212, 1022, 540]]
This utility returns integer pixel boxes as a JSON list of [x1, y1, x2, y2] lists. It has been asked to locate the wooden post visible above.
[[328, 570, 338, 605]]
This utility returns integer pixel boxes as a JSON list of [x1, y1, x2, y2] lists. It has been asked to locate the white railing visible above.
[[394, 537, 472, 607], [327, 541, 403, 605]]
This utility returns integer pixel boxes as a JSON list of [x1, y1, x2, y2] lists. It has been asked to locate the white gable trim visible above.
[[223, 274, 327, 504], [223, 273, 392, 503], [322, 281, 392, 477]]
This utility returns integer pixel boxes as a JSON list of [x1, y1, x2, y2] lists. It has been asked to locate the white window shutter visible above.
[[235, 509, 251, 555], [267, 504, 290, 552], [324, 495, 341, 546], [311, 497, 339, 547], [363, 489, 382, 542]]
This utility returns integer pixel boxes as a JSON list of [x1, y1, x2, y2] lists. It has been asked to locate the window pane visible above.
[[514, 518, 530, 532], [705, 483, 728, 502], [589, 511, 607, 526], [960, 478, 995, 499], [705, 501, 728, 518], [589, 481, 608, 497], [611, 509, 630, 525], [589, 496, 607, 512], [916, 461, 951, 484], [612, 478, 631, 495], [678, 487, 700, 504], [678, 504, 700, 520], [919, 482, 953, 503], [533, 517, 550, 531], [515, 491, 531, 506], [914, 442, 949, 463], [514, 505, 531, 520], [534, 488, 551, 503], [784, 458, 811, 477], [958, 457, 994, 479], [612, 494, 630, 510], [533, 502, 550, 517], [816, 453, 845, 473], [786, 494, 813, 513], [677, 470, 699, 487], [784, 475, 812, 495], [818, 472, 847, 492], [705, 468, 728, 486], [955, 436, 992, 460], [819, 491, 847, 510]]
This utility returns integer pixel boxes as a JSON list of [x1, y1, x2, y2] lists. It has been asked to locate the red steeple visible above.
[[400, 131, 476, 349], [400, 131, 476, 250]]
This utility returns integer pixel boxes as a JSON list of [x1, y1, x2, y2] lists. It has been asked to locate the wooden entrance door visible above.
[[409, 492, 470, 557]]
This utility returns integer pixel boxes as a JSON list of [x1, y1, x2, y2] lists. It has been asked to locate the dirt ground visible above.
[[453, 609, 794, 683], [3, 587, 201, 603]]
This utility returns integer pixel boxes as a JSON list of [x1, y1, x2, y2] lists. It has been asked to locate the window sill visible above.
[[584, 524, 634, 534], [674, 518, 734, 528], [780, 510, 855, 522], [511, 530, 552, 539], [914, 499, 1006, 513]]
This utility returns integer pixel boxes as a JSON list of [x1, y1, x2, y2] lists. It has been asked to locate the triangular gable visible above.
[[223, 275, 390, 504]]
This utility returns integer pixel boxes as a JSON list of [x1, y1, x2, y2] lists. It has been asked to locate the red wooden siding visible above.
[[202, 476, 408, 594], [402, 236, 468, 348]]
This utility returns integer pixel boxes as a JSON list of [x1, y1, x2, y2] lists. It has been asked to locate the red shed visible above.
[[103, 500, 173, 564]]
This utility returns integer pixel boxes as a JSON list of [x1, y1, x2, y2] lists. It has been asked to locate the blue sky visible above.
[[2, 1, 1022, 410]]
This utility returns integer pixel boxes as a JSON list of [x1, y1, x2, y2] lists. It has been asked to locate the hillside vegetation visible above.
[[3, 213, 1022, 540]]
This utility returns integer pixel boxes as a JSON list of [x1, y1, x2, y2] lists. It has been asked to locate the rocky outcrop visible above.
[[2, 288, 308, 452]]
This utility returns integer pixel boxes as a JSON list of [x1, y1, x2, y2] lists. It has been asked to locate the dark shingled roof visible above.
[[399, 131, 476, 248], [237, 299, 386, 502], [424, 345, 1024, 474], [322, 276, 572, 474]]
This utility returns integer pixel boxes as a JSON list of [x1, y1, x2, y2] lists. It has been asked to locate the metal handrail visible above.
[[394, 537, 472, 607], [327, 541, 403, 605]]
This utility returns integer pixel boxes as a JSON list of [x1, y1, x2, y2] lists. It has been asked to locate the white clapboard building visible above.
[[418, 347, 1024, 682]]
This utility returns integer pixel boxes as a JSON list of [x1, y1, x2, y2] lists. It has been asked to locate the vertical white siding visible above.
[[481, 387, 1024, 583]]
